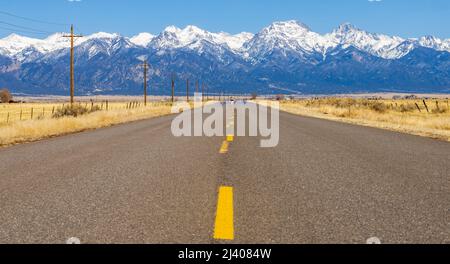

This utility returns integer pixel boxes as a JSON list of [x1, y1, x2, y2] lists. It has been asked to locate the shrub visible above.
[[53, 104, 101, 118], [0, 88, 12, 103], [275, 94, 285, 101], [432, 108, 447, 114], [370, 102, 388, 113], [330, 98, 357, 108], [399, 104, 416, 113]]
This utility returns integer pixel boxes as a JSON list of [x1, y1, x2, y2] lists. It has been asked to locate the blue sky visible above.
[[1, 0, 449, 39]]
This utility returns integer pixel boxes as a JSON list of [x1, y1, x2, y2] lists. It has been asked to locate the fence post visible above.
[[52, 106, 55, 115], [106, 100, 109, 111], [31, 108, 34, 120], [6, 112, 10, 124], [423, 100, 429, 113], [20, 109, 23, 120], [42, 107, 45, 118], [415, 103, 421, 112]]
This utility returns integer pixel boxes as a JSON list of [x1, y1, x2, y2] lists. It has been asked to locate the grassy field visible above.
[[0, 101, 173, 147], [0, 101, 149, 125], [279, 98, 450, 141]]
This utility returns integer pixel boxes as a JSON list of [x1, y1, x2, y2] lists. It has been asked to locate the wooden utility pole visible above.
[[143, 60, 148, 106], [201, 82, 204, 102], [186, 79, 190, 102], [63, 25, 83, 105], [171, 73, 175, 103]]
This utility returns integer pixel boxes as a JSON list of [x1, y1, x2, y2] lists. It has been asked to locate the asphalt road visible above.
[[0, 106, 449, 244]]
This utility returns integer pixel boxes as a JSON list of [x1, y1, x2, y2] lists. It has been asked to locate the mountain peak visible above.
[[3, 33, 21, 40], [130, 33, 155, 47], [2, 33, 38, 42], [253, 20, 313, 44], [334, 23, 361, 34], [87, 32, 120, 39], [184, 25, 205, 33], [161, 25, 208, 37], [163, 25, 181, 34], [267, 20, 311, 33], [420, 35, 438, 41]]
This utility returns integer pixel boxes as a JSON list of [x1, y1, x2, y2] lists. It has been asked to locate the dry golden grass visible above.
[[0, 101, 173, 147], [279, 98, 450, 141], [0, 101, 148, 124]]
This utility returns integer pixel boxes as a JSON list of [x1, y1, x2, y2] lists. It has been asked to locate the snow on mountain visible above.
[[0, 32, 86, 57], [150, 25, 253, 54], [243, 20, 336, 60], [129, 33, 155, 47], [70, 33, 136, 60], [0, 32, 135, 62], [2, 20, 450, 95], [327, 23, 405, 59], [81, 32, 131, 49], [0, 34, 43, 56], [0, 21, 449, 62], [214, 32, 254, 51], [418, 36, 450, 52], [378, 40, 418, 60], [151, 25, 208, 49]]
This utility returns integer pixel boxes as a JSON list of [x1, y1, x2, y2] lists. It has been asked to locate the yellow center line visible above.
[[226, 135, 234, 142], [219, 141, 229, 154], [214, 186, 234, 240]]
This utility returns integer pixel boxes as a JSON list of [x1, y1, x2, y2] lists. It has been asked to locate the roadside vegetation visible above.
[[0, 101, 173, 147], [0, 89, 12, 103], [279, 97, 450, 141]]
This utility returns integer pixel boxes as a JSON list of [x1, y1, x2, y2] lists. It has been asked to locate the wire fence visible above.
[[0, 101, 154, 126]]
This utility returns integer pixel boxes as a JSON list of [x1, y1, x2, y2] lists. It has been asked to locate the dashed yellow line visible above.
[[219, 141, 229, 154], [214, 186, 234, 240], [226, 135, 234, 142]]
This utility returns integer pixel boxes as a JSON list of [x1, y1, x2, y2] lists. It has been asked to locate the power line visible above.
[[0, 20, 53, 34], [0, 25, 49, 36], [0, 10, 68, 27]]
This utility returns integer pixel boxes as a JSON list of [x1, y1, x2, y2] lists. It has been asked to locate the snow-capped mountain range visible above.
[[0, 20, 449, 95]]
